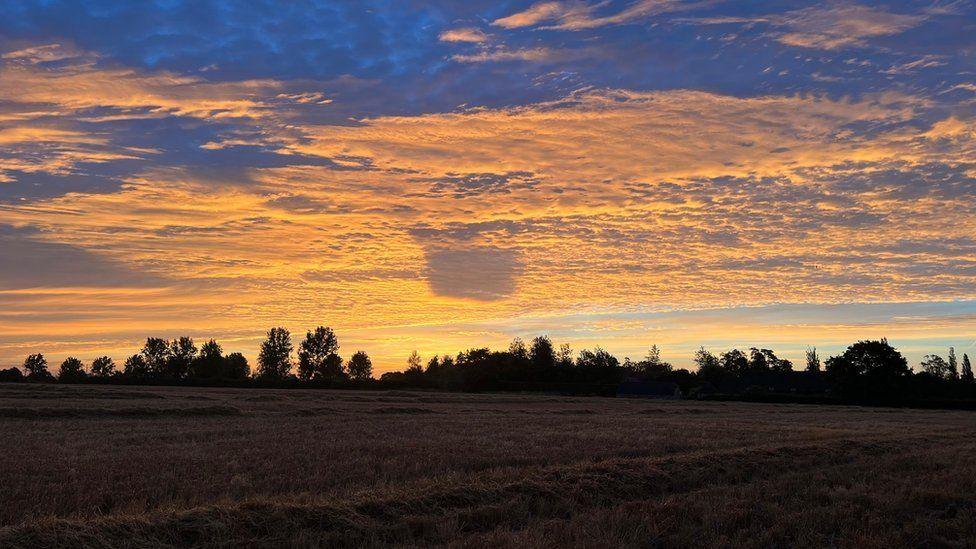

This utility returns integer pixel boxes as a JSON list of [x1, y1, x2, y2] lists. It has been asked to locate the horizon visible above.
[[1, 0, 975, 373]]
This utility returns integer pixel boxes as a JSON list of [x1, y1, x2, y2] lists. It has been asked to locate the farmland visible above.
[[1, 383, 975, 548]]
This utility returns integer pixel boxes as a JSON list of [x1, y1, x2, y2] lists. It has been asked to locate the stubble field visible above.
[[1, 382, 975, 548]]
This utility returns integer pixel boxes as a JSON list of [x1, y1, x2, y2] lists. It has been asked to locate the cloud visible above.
[[438, 27, 488, 43], [0, 225, 164, 290], [493, 0, 698, 30], [422, 246, 523, 300], [771, 3, 926, 50], [450, 46, 566, 63]]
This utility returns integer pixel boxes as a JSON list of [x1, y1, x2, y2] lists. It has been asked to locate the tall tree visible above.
[[948, 347, 959, 380], [963, 354, 974, 384], [805, 347, 821, 372], [720, 349, 749, 375], [190, 339, 224, 379], [636, 345, 672, 379], [694, 347, 725, 381], [406, 350, 423, 373], [90, 356, 116, 378], [297, 326, 343, 381], [529, 336, 556, 369], [347, 351, 373, 381], [223, 353, 250, 379], [508, 338, 529, 363], [167, 336, 197, 379], [22, 353, 51, 380], [556, 344, 574, 369], [921, 355, 951, 380], [258, 327, 293, 379], [123, 354, 149, 377], [58, 357, 86, 383], [140, 337, 171, 377]]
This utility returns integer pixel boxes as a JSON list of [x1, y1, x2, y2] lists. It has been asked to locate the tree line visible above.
[[1, 328, 974, 405]]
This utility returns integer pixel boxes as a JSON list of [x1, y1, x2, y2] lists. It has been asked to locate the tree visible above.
[[720, 349, 749, 375], [223, 353, 250, 379], [636, 345, 673, 379], [297, 326, 343, 382], [166, 337, 197, 379], [529, 336, 556, 369], [805, 347, 821, 372], [123, 354, 149, 377], [58, 357, 86, 383], [825, 338, 910, 397], [759, 348, 792, 373], [258, 327, 293, 379], [948, 347, 959, 380], [508, 338, 529, 363], [556, 344, 574, 368], [406, 350, 423, 373], [140, 337, 171, 377], [90, 356, 116, 378], [963, 354, 974, 384], [694, 347, 725, 381], [425, 355, 441, 374], [22, 353, 52, 381], [190, 339, 224, 379], [577, 348, 619, 370], [347, 351, 373, 381], [920, 355, 951, 380]]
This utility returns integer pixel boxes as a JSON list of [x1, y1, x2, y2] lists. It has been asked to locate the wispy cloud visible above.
[[493, 0, 700, 30], [438, 27, 489, 43], [771, 3, 926, 50]]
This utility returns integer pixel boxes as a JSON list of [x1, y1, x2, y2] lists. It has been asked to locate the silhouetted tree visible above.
[[556, 344, 574, 369], [635, 345, 673, 379], [140, 337, 171, 377], [530, 336, 556, 370], [166, 337, 197, 379], [58, 357, 86, 383], [0, 367, 24, 382], [948, 347, 959, 380], [825, 339, 910, 398], [123, 354, 149, 377], [90, 356, 116, 378], [190, 339, 224, 379], [805, 347, 821, 372], [22, 354, 53, 381], [694, 347, 725, 382], [577, 348, 619, 370], [406, 350, 423, 373], [720, 349, 749, 375], [298, 326, 344, 382], [963, 354, 974, 384], [347, 351, 373, 381], [258, 327, 293, 379], [921, 355, 951, 380], [509, 338, 529, 364], [223, 352, 250, 379]]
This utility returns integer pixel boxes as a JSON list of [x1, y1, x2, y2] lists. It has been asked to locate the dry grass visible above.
[[1, 383, 975, 547]]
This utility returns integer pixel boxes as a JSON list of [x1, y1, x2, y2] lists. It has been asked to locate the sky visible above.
[[1, 0, 975, 372]]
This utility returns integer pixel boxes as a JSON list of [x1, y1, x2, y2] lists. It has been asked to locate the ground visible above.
[[1, 383, 975, 548]]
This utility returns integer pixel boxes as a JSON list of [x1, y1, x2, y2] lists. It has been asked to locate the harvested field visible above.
[[1, 383, 975, 547]]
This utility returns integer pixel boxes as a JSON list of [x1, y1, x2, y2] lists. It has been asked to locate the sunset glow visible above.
[[1, 1, 974, 371]]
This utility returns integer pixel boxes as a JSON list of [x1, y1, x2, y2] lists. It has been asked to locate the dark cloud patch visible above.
[[422, 246, 523, 301], [0, 225, 163, 289], [418, 171, 541, 198]]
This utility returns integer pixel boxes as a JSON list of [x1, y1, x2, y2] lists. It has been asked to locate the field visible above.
[[1, 383, 975, 548]]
